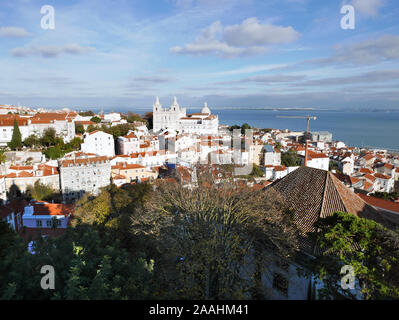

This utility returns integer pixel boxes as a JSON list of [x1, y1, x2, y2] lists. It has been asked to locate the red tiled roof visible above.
[[60, 156, 108, 167], [360, 168, 374, 174], [374, 173, 391, 180], [362, 154, 375, 161], [383, 163, 394, 170], [31, 202, 74, 216], [9, 165, 33, 171], [364, 174, 376, 182], [358, 194, 399, 214], [112, 163, 145, 170]]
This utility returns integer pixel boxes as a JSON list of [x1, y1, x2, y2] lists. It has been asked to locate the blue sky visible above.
[[0, 0, 399, 111]]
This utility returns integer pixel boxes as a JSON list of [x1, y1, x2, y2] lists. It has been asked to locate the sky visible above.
[[0, 0, 399, 111]]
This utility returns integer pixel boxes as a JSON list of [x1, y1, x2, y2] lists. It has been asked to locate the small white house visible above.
[[81, 130, 115, 157], [22, 202, 73, 229]]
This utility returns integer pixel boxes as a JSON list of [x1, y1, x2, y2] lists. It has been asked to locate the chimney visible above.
[[304, 140, 309, 167]]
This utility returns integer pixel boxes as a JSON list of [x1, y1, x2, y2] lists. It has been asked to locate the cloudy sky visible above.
[[0, 0, 398, 110]]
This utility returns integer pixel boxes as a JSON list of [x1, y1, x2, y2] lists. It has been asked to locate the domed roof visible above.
[[201, 102, 211, 115]]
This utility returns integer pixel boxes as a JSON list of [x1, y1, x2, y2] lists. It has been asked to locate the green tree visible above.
[[23, 135, 40, 148], [26, 180, 58, 202], [125, 112, 143, 123], [250, 163, 264, 177], [40, 128, 60, 147], [311, 211, 399, 300], [8, 119, 22, 150], [75, 123, 85, 135], [241, 123, 252, 135], [143, 112, 153, 129], [90, 116, 102, 124], [281, 151, 301, 167], [78, 111, 95, 117], [135, 174, 299, 299], [0, 149, 6, 163], [0, 223, 155, 300], [371, 191, 399, 201]]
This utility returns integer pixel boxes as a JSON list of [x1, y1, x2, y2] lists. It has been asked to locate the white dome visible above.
[[201, 102, 211, 115]]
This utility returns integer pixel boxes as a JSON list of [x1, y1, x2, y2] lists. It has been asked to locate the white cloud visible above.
[[223, 17, 300, 46], [309, 35, 399, 66], [0, 26, 32, 38], [10, 44, 96, 58], [350, 0, 384, 17], [170, 18, 300, 57], [208, 64, 288, 76]]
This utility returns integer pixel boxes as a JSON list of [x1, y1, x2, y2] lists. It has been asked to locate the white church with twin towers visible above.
[[152, 96, 219, 135]]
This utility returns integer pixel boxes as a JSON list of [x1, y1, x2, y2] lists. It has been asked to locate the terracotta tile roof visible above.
[[0, 115, 29, 126], [266, 166, 391, 253], [76, 120, 96, 125], [384, 163, 394, 170], [112, 163, 145, 170], [31, 202, 74, 216], [363, 181, 374, 191], [5, 171, 33, 178], [374, 173, 391, 180], [60, 156, 108, 167], [364, 174, 376, 182], [306, 150, 328, 160], [124, 132, 138, 139], [9, 165, 34, 171], [358, 194, 399, 214], [362, 154, 375, 161], [112, 174, 126, 180], [360, 168, 374, 174]]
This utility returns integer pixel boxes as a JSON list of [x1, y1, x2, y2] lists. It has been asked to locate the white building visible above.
[[264, 145, 281, 166], [0, 114, 75, 146], [81, 130, 115, 157], [59, 154, 111, 201], [303, 150, 329, 171], [153, 97, 219, 135], [117, 131, 140, 155], [22, 202, 73, 229]]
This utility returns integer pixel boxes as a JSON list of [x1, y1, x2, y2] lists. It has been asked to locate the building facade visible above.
[[153, 97, 219, 135], [59, 155, 111, 201], [81, 130, 115, 157]]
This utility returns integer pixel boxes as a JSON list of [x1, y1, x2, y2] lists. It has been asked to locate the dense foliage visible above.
[[0, 221, 154, 300], [281, 151, 301, 167], [311, 211, 399, 300]]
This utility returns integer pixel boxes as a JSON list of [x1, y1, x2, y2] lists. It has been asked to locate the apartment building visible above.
[[59, 154, 111, 201]]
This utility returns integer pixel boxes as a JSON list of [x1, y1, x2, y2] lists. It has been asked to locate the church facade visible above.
[[152, 97, 219, 135]]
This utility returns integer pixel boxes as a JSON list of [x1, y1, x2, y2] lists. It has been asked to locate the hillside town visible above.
[[1, 98, 399, 300], [1, 98, 399, 235]]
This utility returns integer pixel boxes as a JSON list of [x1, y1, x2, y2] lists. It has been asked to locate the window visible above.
[[273, 273, 288, 295], [46, 220, 52, 227], [36, 220, 42, 227]]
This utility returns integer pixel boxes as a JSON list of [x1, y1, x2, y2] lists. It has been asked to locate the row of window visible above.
[[36, 219, 62, 227]]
